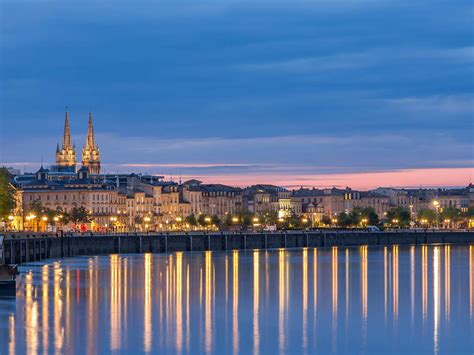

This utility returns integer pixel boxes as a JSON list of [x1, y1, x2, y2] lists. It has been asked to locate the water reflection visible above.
[[2, 245, 474, 354], [360, 245, 368, 347], [422, 245, 428, 322], [144, 253, 152, 352], [233, 251, 239, 355], [392, 245, 399, 322], [444, 245, 450, 322], [470, 245, 473, 320], [253, 250, 260, 355], [110, 255, 121, 350], [278, 249, 285, 353]]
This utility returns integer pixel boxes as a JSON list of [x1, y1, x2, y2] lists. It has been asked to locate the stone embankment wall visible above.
[[1, 231, 473, 265]]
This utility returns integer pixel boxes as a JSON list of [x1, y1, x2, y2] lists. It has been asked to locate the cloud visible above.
[[238, 51, 376, 72], [386, 95, 474, 114]]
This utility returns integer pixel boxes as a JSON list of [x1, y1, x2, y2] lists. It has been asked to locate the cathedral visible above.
[[55, 111, 101, 174]]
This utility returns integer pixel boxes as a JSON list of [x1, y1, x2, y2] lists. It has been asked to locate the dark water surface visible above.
[[0, 245, 473, 354]]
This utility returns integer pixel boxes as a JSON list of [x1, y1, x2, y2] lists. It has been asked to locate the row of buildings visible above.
[[5, 113, 474, 231]]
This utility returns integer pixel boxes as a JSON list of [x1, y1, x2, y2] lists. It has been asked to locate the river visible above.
[[0, 245, 473, 354]]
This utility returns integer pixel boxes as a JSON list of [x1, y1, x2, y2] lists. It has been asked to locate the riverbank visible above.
[[1, 230, 473, 265]]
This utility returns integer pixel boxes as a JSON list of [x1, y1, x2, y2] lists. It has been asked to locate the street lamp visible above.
[[433, 200, 440, 229]]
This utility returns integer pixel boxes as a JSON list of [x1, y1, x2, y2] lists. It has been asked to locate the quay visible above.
[[1, 230, 473, 266]]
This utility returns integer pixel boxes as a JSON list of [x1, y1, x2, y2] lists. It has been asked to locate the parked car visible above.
[[366, 226, 380, 232]]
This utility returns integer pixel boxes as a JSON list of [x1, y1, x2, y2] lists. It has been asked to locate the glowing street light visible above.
[[232, 217, 239, 223], [433, 200, 440, 228]]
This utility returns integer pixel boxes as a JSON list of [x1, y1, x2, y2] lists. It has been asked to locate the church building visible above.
[[54, 111, 101, 174]]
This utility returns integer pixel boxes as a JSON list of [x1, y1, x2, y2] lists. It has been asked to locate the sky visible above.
[[0, 0, 473, 189]]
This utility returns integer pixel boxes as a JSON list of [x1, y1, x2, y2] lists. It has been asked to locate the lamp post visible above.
[[110, 216, 118, 232], [144, 216, 151, 232], [433, 200, 440, 229]]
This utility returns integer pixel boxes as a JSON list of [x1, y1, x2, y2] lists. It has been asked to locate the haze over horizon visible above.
[[1, 0, 473, 188]]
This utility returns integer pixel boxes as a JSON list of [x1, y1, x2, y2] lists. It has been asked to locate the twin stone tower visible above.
[[55, 111, 101, 174]]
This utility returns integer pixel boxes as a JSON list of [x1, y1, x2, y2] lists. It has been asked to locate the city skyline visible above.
[[1, 0, 473, 189], [1, 111, 472, 189]]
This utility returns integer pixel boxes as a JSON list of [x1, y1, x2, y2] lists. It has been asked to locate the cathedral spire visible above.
[[63, 111, 72, 149], [82, 112, 101, 174], [86, 112, 96, 148], [55, 110, 77, 172]]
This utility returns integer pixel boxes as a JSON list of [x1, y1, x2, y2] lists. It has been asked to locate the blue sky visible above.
[[0, 0, 473, 187]]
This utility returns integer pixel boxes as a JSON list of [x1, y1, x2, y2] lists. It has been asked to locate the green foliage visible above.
[[185, 214, 198, 226], [385, 207, 411, 227], [362, 207, 380, 225], [335, 207, 381, 227], [320, 215, 332, 226], [337, 211, 353, 227], [224, 213, 233, 226], [279, 213, 301, 229], [70, 206, 91, 224], [236, 210, 253, 226], [0, 168, 16, 221], [440, 207, 463, 222], [258, 210, 278, 225], [197, 214, 208, 226], [211, 215, 221, 226], [417, 209, 436, 223], [28, 199, 44, 217]]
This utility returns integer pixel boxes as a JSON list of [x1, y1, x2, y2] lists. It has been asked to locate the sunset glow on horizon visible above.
[[178, 167, 473, 190]]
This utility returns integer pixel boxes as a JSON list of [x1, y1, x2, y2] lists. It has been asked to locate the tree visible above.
[[224, 213, 234, 226], [0, 168, 16, 221], [28, 199, 44, 217], [185, 214, 198, 226], [440, 207, 463, 223], [259, 210, 278, 226], [417, 209, 437, 225], [70, 206, 91, 224], [320, 215, 332, 226], [197, 214, 208, 227], [360, 207, 379, 226], [211, 215, 221, 226], [385, 207, 411, 227], [337, 211, 353, 227], [236, 210, 253, 227]]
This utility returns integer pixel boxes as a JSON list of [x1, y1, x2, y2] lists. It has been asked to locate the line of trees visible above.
[[0, 168, 16, 223]]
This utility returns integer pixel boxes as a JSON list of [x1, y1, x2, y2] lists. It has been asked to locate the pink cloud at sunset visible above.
[[179, 167, 473, 189]]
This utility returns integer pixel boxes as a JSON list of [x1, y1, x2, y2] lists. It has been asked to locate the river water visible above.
[[0, 245, 473, 354]]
